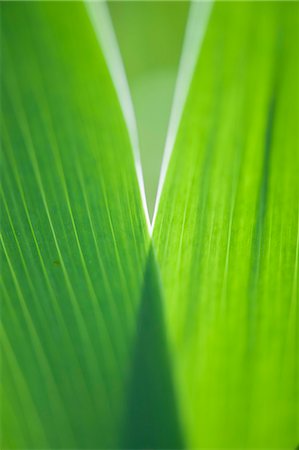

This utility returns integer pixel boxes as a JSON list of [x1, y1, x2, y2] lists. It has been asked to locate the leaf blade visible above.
[[1, 2, 149, 447], [154, 2, 299, 447]]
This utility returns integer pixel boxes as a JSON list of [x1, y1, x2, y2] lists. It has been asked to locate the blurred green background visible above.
[[109, 1, 190, 217]]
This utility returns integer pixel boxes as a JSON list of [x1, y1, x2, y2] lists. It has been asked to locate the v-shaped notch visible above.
[[108, 1, 190, 221], [86, 1, 213, 231]]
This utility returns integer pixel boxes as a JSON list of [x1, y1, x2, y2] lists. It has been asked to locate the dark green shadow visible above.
[[122, 245, 184, 449]]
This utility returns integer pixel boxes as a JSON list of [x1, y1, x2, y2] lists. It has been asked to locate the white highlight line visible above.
[[85, 1, 151, 231], [151, 1, 213, 231]]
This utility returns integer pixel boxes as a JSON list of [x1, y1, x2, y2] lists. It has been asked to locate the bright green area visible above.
[[0, 2, 151, 447], [154, 2, 299, 448], [109, 1, 189, 217]]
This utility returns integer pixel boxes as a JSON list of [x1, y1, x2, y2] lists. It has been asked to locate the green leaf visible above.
[[1, 2, 150, 447], [153, 1, 299, 448]]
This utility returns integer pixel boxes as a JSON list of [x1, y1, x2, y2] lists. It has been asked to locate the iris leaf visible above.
[[1, 2, 150, 447], [153, 2, 299, 448]]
